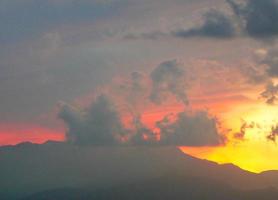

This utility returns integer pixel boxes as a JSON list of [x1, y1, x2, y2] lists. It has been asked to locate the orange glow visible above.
[[0, 123, 65, 146], [118, 88, 278, 172], [119, 87, 278, 173], [1, 85, 278, 173]]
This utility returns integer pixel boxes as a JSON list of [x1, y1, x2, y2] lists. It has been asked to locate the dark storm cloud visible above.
[[173, 9, 236, 39], [150, 60, 188, 105]]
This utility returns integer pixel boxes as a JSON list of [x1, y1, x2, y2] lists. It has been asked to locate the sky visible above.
[[1, 0, 278, 173]]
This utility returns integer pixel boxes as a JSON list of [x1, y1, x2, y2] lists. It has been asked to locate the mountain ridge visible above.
[[0, 141, 278, 199]]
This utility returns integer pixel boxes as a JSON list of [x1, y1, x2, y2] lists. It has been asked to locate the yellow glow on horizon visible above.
[[180, 141, 278, 173], [181, 102, 278, 173]]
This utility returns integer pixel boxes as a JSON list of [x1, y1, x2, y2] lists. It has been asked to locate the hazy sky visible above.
[[1, 0, 278, 172]]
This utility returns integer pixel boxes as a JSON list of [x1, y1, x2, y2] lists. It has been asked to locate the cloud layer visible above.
[[60, 96, 224, 146], [136, 0, 278, 40], [0, 0, 127, 44], [173, 9, 236, 39], [59, 60, 224, 146]]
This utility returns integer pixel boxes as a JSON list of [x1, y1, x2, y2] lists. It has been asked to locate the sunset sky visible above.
[[1, 0, 278, 173]]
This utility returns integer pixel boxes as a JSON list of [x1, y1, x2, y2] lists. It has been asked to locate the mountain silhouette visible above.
[[0, 141, 277, 199]]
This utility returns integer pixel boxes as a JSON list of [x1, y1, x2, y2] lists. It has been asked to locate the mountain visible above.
[[22, 176, 278, 200], [0, 141, 277, 199]]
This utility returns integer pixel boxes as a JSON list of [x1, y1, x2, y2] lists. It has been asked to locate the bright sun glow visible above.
[[181, 102, 278, 173]]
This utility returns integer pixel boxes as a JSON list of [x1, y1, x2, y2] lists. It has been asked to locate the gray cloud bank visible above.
[[130, 0, 278, 40], [173, 9, 236, 39], [59, 95, 224, 146], [59, 60, 224, 146], [158, 111, 224, 146], [59, 95, 127, 145], [227, 0, 278, 38], [178, 0, 278, 39]]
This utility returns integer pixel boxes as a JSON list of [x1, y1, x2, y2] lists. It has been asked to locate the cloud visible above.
[[150, 60, 188, 105], [260, 82, 278, 105], [59, 93, 224, 146], [267, 124, 278, 142], [175, 0, 278, 39], [157, 111, 225, 146], [59, 95, 127, 145], [0, 0, 128, 44], [129, 114, 158, 145], [171, 0, 278, 40], [227, 0, 278, 38], [124, 31, 167, 40], [233, 120, 256, 140], [238, 63, 268, 84], [260, 46, 278, 77], [124, 71, 148, 106], [173, 9, 236, 39]]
